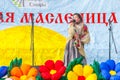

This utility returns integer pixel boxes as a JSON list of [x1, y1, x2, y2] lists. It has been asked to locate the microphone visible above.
[[69, 19, 76, 24], [72, 19, 76, 23]]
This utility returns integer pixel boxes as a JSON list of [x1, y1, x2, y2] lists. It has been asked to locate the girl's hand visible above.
[[74, 39, 81, 48], [74, 33, 79, 39], [69, 22, 74, 26]]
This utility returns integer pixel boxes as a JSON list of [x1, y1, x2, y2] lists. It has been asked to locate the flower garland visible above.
[[1, 57, 120, 80]]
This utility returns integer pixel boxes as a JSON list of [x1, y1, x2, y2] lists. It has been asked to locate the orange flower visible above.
[[10, 64, 38, 80]]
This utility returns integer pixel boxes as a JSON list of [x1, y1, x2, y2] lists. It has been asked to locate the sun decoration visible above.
[[0, 26, 66, 66]]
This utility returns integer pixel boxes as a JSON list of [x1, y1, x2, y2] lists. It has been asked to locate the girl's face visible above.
[[73, 15, 81, 23]]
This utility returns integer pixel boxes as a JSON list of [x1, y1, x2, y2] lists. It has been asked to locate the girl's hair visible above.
[[73, 13, 83, 23]]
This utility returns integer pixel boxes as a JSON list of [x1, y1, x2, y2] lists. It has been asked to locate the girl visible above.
[[64, 13, 90, 67]]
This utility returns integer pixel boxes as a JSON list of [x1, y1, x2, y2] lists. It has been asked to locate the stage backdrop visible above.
[[0, 0, 120, 66]]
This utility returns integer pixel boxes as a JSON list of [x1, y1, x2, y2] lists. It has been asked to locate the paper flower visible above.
[[0, 66, 8, 78], [67, 64, 97, 80], [39, 60, 66, 80], [100, 59, 120, 80], [9, 64, 38, 80], [8, 58, 38, 80]]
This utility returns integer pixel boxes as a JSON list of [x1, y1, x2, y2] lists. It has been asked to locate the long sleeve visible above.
[[81, 32, 90, 44], [67, 24, 76, 42], [80, 26, 90, 44], [78, 26, 90, 57]]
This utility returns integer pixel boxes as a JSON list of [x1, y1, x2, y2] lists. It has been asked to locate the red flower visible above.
[[39, 60, 66, 80]]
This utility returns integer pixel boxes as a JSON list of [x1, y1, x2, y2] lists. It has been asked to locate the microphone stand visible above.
[[23, 0, 24, 7], [30, 13, 35, 66], [108, 17, 118, 60]]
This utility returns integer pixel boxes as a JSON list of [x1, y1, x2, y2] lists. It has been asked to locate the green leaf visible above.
[[8, 58, 22, 77], [0, 78, 5, 80], [65, 56, 84, 76], [18, 58, 22, 67], [9, 60, 13, 70], [65, 65, 72, 76], [76, 57, 83, 64], [73, 58, 78, 64], [60, 76, 67, 80], [11, 58, 22, 67], [36, 76, 44, 80], [13, 57, 18, 67], [90, 60, 105, 80], [8, 59, 14, 77]]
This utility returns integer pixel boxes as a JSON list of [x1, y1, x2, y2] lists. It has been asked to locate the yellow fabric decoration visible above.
[[0, 25, 66, 66]]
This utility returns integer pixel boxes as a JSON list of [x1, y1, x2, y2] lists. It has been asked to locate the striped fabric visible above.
[[64, 39, 87, 67]]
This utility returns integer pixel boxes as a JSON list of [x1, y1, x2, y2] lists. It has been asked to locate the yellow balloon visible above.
[[86, 73, 97, 80], [83, 65, 93, 78], [67, 71, 78, 80], [73, 64, 83, 76]]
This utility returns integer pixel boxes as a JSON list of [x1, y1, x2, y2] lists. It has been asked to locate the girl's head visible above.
[[73, 13, 83, 24]]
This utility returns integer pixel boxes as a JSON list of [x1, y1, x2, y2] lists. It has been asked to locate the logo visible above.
[[11, 0, 48, 8]]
